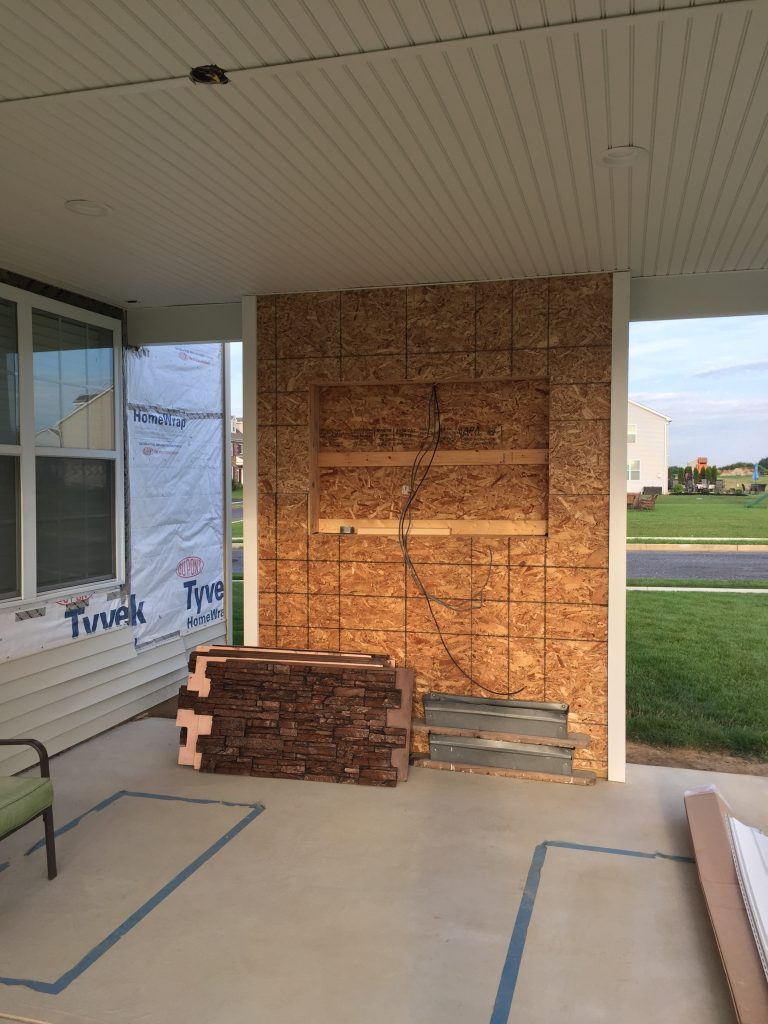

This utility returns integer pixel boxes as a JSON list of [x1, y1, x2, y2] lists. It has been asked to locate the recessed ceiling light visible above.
[[65, 199, 112, 217], [599, 146, 648, 168], [189, 64, 230, 85]]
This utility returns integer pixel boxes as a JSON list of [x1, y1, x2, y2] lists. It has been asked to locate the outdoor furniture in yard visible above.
[[627, 492, 640, 509], [637, 493, 658, 511], [0, 739, 57, 879]]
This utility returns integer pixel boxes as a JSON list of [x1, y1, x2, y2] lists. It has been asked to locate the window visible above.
[[627, 460, 641, 481], [0, 284, 123, 604], [627, 423, 637, 443]]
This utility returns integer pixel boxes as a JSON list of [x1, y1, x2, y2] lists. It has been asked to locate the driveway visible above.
[[627, 551, 768, 580]]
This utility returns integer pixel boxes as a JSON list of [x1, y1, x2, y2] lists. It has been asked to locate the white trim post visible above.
[[608, 271, 630, 782], [223, 342, 233, 643], [241, 295, 259, 645]]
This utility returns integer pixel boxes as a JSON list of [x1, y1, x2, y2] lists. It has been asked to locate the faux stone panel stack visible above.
[[177, 645, 414, 786]]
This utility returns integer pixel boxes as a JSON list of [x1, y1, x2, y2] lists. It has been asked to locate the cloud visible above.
[[693, 360, 768, 378]]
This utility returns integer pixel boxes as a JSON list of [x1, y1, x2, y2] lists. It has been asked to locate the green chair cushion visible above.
[[0, 777, 53, 836]]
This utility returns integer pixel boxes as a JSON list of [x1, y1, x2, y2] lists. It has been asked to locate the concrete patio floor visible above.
[[1, 718, 761, 1024]]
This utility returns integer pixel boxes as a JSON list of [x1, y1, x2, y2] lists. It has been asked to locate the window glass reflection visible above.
[[33, 310, 114, 449], [0, 298, 19, 446], [0, 455, 19, 598], [36, 457, 114, 591]]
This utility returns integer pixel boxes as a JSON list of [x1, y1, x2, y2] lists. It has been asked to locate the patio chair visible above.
[[0, 739, 57, 879], [637, 493, 658, 510]]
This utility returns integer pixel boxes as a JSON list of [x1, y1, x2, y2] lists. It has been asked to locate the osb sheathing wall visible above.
[[255, 274, 612, 777]]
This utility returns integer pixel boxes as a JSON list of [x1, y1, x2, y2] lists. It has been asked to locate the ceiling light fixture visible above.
[[65, 199, 112, 217], [599, 146, 648, 168], [189, 64, 230, 85]]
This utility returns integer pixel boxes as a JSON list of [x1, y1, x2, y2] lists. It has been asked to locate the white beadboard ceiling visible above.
[[0, 0, 766, 306]]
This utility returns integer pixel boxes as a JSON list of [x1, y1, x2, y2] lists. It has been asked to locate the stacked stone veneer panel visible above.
[[256, 275, 612, 777], [178, 646, 414, 786]]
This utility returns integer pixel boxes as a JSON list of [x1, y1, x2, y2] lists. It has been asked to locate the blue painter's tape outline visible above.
[[1, 790, 264, 995], [489, 840, 695, 1024]]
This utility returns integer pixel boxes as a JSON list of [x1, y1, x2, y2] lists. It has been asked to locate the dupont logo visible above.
[[177, 556, 204, 579], [179, 351, 189, 360], [143, 446, 154, 456]]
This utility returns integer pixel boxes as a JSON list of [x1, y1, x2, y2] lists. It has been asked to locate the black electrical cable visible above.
[[398, 384, 523, 698]]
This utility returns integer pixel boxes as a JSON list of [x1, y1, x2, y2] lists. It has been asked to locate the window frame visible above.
[[0, 281, 124, 608], [627, 423, 637, 443], [627, 459, 641, 481]]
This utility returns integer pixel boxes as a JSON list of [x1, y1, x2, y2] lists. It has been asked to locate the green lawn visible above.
[[627, 494, 768, 540], [231, 483, 243, 500], [627, 590, 768, 756], [232, 520, 243, 542], [233, 574, 243, 644]]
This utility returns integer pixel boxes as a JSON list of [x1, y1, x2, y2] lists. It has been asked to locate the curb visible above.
[[627, 543, 768, 552]]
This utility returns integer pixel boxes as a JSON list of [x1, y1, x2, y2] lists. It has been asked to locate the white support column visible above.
[[222, 342, 233, 643], [241, 295, 259, 645], [607, 271, 630, 782]]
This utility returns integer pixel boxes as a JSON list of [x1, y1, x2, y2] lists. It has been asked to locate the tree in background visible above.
[[693, 467, 700, 483], [677, 467, 685, 485], [710, 465, 718, 483]]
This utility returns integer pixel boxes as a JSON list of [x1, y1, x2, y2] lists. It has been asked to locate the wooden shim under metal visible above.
[[318, 518, 547, 537], [411, 719, 590, 749], [411, 758, 596, 785], [317, 448, 548, 468]]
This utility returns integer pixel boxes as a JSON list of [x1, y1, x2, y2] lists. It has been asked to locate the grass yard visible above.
[[627, 590, 768, 757], [627, 493, 768, 540], [231, 483, 243, 500], [232, 520, 243, 542], [233, 573, 243, 644]]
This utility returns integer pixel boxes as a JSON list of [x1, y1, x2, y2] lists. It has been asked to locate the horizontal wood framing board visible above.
[[411, 719, 589, 749], [317, 448, 548, 468], [309, 379, 550, 538], [411, 758, 596, 785], [317, 519, 548, 537]]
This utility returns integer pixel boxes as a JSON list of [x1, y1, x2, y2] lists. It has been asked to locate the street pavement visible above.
[[627, 551, 768, 580]]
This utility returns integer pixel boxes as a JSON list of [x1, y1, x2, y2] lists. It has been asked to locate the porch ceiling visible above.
[[0, 0, 766, 306]]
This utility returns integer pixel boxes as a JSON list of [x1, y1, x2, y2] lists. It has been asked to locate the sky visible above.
[[230, 316, 768, 466], [629, 315, 768, 466]]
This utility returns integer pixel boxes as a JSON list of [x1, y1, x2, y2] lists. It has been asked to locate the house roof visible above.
[[0, 1, 765, 307], [628, 399, 672, 423]]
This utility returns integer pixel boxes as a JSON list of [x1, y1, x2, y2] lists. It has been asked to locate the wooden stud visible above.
[[318, 518, 547, 537], [317, 448, 548, 468]]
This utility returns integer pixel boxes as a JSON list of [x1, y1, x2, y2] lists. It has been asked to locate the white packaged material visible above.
[[728, 815, 768, 981]]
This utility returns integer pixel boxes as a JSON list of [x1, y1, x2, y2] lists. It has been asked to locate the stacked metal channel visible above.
[[424, 694, 573, 776]]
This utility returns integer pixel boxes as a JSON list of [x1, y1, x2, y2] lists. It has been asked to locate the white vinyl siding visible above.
[[626, 401, 670, 493], [0, 619, 225, 775]]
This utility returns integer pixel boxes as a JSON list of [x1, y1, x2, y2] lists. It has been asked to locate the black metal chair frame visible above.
[[0, 739, 57, 880]]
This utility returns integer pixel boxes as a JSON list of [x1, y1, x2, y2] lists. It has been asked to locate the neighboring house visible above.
[[626, 400, 672, 494], [231, 415, 244, 485]]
